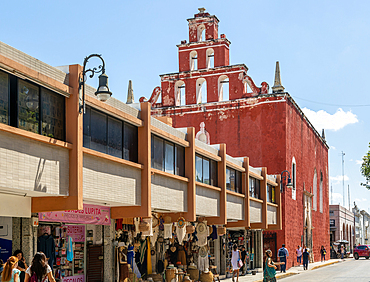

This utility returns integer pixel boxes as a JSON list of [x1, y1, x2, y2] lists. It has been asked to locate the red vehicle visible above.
[[353, 245, 370, 260]]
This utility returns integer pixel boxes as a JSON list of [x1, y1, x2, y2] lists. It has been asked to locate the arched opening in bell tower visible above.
[[206, 48, 214, 69], [197, 24, 206, 42], [190, 50, 198, 71], [196, 77, 207, 104], [218, 75, 229, 101], [175, 80, 186, 106]]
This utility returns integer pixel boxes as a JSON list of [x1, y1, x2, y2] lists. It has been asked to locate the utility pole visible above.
[[342, 151, 345, 207], [348, 184, 350, 210]]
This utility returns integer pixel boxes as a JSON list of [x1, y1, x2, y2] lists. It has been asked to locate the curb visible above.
[[254, 272, 298, 282], [310, 260, 341, 270]]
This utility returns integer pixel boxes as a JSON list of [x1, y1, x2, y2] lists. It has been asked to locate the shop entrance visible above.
[[86, 245, 104, 282]]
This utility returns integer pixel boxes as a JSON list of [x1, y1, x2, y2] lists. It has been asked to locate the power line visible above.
[[292, 96, 370, 107]]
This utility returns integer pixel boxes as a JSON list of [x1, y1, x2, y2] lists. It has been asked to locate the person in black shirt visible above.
[[13, 250, 28, 282], [240, 246, 247, 275]]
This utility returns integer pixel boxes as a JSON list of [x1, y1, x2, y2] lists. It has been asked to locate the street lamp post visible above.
[[79, 54, 112, 113], [280, 170, 293, 192]]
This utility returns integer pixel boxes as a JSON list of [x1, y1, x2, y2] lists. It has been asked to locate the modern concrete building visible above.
[[353, 203, 370, 245], [0, 39, 281, 280]]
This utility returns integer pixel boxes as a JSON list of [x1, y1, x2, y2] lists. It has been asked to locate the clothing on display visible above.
[[164, 223, 173, 239], [196, 222, 208, 246], [198, 246, 209, 272], [66, 236, 73, 262], [176, 222, 186, 245], [37, 233, 56, 271]]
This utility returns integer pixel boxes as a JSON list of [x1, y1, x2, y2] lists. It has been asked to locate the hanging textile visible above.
[[139, 240, 147, 264], [196, 222, 208, 246], [66, 236, 73, 262], [198, 246, 209, 272], [134, 217, 140, 236], [152, 225, 159, 247], [141, 218, 153, 237], [147, 238, 152, 275], [176, 223, 186, 245], [164, 223, 173, 239], [127, 245, 135, 267]]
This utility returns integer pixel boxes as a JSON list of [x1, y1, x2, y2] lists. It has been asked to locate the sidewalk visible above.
[[221, 259, 348, 282]]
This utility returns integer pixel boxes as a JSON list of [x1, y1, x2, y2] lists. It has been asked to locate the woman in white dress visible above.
[[231, 245, 241, 282]]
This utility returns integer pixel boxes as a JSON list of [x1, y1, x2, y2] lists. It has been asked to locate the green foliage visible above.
[[361, 142, 370, 189]]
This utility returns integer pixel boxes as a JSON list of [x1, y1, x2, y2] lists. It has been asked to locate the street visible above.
[[282, 259, 368, 281]]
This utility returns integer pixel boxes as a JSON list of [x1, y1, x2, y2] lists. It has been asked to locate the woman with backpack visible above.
[[24, 253, 55, 282], [1, 256, 20, 282]]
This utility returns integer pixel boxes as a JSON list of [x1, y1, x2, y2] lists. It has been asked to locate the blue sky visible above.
[[2, 1, 370, 212]]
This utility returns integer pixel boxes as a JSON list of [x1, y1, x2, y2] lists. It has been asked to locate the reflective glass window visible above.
[[123, 122, 138, 163], [196, 155, 203, 182], [90, 109, 107, 154], [108, 117, 122, 158], [152, 135, 164, 170], [41, 88, 65, 140], [83, 107, 91, 148], [203, 158, 210, 185], [18, 80, 39, 133], [175, 145, 185, 177], [0, 71, 9, 124], [165, 141, 174, 174], [210, 160, 218, 187]]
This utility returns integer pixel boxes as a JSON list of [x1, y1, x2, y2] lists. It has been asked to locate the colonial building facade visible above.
[[147, 9, 330, 267]]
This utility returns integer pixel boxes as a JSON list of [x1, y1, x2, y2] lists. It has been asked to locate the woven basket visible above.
[[187, 268, 199, 281], [217, 227, 226, 236], [186, 225, 195, 234], [139, 221, 150, 232], [165, 269, 176, 282], [200, 272, 213, 282]]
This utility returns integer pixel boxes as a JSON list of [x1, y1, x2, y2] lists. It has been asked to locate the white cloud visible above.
[[350, 159, 353, 162], [330, 175, 349, 185], [330, 192, 343, 205], [354, 198, 368, 203], [302, 108, 358, 131], [356, 160, 363, 165], [330, 146, 336, 150]]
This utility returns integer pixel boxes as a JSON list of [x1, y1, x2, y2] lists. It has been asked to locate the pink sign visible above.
[[64, 225, 85, 242], [39, 204, 111, 225], [62, 275, 84, 282]]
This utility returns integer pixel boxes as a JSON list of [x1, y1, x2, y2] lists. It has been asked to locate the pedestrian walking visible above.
[[320, 246, 326, 262], [277, 244, 289, 273], [340, 245, 344, 260], [296, 246, 302, 265], [302, 248, 309, 270], [24, 252, 56, 282], [231, 245, 241, 282], [1, 256, 20, 282], [263, 249, 284, 282], [13, 251, 27, 282], [240, 246, 247, 275]]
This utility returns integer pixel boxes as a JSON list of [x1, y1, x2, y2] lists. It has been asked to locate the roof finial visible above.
[[272, 61, 285, 93], [126, 80, 134, 104], [198, 7, 206, 13]]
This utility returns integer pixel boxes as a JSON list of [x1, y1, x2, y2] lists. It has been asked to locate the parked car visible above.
[[353, 245, 370, 260]]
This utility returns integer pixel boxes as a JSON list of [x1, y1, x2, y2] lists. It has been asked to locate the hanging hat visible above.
[[188, 263, 197, 269], [177, 217, 186, 229], [196, 222, 207, 235], [203, 268, 209, 273], [199, 246, 208, 258]]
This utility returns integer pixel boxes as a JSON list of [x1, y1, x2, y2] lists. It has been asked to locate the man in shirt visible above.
[[278, 244, 289, 273], [240, 246, 247, 275], [296, 245, 302, 266]]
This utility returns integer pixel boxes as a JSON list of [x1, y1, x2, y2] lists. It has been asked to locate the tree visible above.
[[361, 142, 370, 189]]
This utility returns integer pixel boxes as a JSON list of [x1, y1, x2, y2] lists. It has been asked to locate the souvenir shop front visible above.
[[38, 204, 111, 282], [114, 215, 227, 282]]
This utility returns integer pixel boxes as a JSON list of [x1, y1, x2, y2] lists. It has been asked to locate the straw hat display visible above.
[[196, 222, 207, 235], [217, 226, 226, 236], [139, 221, 150, 232], [186, 225, 195, 234], [200, 269, 213, 282]]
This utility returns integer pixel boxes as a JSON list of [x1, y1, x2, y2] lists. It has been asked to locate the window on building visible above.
[[0, 71, 9, 125], [83, 105, 138, 163], [41, 88, 65, 140], [0, 71, 66, 140], [190, 51, 198, 71], [206, 48, 214, 69], [320, 171, 323, 213], [175, 80, 186, 106], [226, 167, 242, 193], [218, 75, 229, 101], [18, 80, 40, 134], [196, 78, 207, 104], [197, 25, 205, 42], [292, 157, 296, 200], [249, 177, 261, 199], [195, 154, 218, 186], [267, 184, 276, 203], [151, 134, 185, 177], [313, 169, 317, 211]]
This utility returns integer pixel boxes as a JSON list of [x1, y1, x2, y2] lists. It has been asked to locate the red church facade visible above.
[[144, 9, 329, 268]]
